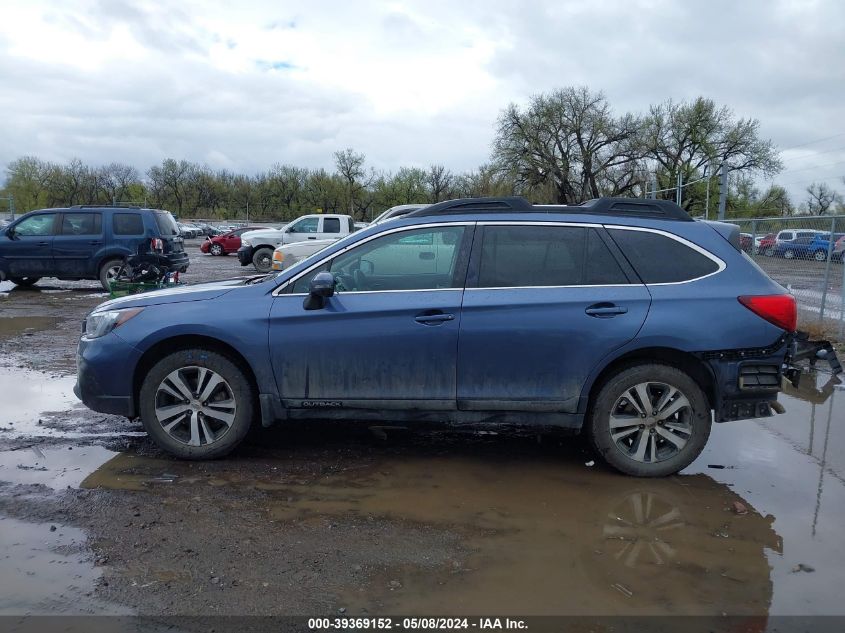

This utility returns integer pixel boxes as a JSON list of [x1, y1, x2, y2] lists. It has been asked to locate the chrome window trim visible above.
[[273, 221, 473, 296], [273, 219, 726, 296]]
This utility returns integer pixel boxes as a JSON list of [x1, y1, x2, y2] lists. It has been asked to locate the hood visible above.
[[241, 228, 282, 243], [93, 278, 247, 311]]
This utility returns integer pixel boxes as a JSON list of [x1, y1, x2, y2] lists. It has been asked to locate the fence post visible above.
[[751, 219, 758, 256], [839, 239, 845, 339], [819, 217, 836, 324]]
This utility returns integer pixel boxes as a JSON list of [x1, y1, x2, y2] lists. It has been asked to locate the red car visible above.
[[200, 226, 267, 256], [757, 233, 777, 256]]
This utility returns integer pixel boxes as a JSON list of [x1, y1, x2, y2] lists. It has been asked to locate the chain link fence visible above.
[[729, 215, 845, 337]]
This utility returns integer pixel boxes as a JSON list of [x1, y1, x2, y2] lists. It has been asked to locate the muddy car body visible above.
[[76, 196, 798, 476]]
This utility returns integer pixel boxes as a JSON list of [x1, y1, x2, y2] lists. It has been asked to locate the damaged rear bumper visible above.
[[703, 332, 841, 422]]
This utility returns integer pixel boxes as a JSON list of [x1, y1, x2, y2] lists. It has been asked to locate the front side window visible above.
[[61, 213, 101, 235], [323, 217, 341, 234], [476, 225, 628, 288], [289, 217, 319, 233], [114, 213, 145, 235], [14, 213, 56, 236], [290, 226, 465, 293], [609, 229, 720, 284]]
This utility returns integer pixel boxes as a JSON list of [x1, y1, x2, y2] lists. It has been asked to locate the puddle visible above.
[[0, 365, 79, 429], [0, 316, 60, 337], [0, 445, 118, 490], [0, 515, 124, 615]]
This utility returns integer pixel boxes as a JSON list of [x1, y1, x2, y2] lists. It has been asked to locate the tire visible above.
[[764, 247, 774, 257], [210, 243, 224, 256], [9, 276, 41, 287], [99, 258, 125, 291], [783, 250, 795, 260], [138, 348, 255, 460], [587, 363, 711, 477], [813, 249, 827, 262], [252, 247, 274, 273]]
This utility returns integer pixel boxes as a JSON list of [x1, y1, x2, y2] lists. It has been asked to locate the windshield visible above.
[[154, 210, 179, 237]]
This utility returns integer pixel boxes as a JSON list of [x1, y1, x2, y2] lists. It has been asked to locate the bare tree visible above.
[[426, 164, 454, 202], [334, 148, 368, 217], [806, 182, 840, 214]]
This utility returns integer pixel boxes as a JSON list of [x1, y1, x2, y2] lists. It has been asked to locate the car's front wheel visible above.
[[210, 243, 224, 256], [138, 349, 255, 459], [587, 363, 711, 477], [783, 249, 795, 259], [252, 247, 274, 273]]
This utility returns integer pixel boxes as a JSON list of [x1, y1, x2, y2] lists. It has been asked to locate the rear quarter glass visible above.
[[608, 229, 720, 283], [154, 211, 179, 236]]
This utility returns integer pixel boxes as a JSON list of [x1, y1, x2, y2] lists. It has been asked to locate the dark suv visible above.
[[0, 206, 189, 290]]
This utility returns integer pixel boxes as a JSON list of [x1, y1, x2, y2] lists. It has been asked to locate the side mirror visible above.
[[5, 226, 16, 240], [303, 271, 335, 310]]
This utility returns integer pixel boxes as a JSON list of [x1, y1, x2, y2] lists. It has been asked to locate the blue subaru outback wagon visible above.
[[75, 197, 799, 476]]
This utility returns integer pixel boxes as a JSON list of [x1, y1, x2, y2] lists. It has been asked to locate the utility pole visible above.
[[676, 172, 684, 207], [717, 164, 728, 221], [650, 174, 657, 199], [704, 165, 711, 220]]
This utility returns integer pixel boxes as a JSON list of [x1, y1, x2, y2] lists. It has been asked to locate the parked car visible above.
[[0, 205, 188, 290], [772, 233, 843, 260], [76, 196, 800, 477], [200, 226, 268, 256], [833, 235, 845, 261], [238, 214, 356, 273], [270, 204, 431, 272], [177, 223, 200, 239], [739, 232, 753, 253], [757, 233, 777, 256], [775, 229, 820, 245]]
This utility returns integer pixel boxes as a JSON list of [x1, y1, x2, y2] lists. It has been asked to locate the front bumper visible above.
[[75, 333, 142, 418], [237, 245, 253, 266]]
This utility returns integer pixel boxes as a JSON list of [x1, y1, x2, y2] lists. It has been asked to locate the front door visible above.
[[3, 212, 57, 277], [53, 212, 103, 277], [269, 224, 472, 409], [283, 216, 320, 244], [457, 223, 651, 413]]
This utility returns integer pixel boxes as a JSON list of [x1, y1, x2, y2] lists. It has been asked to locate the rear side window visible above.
[[476, 226, 628, 288], [609, 229, 720, 283], [153, 211, 179, 236], [323, 217, 341, 234], [61, 213, 101, 235], [113, 213, 144, 236]]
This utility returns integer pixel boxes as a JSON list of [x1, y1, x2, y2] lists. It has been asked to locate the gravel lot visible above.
[[1, 240, 845, 623]]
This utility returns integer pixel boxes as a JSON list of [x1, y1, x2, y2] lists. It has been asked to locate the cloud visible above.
[[0, 0, 842, 203]]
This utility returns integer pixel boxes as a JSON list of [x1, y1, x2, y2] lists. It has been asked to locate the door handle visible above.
[[89, 240, 103, 245], [414, 312, 455, 325], [585, 303, 628, 317], [37, 241, 49, 247], [307, 236, 317, 240]]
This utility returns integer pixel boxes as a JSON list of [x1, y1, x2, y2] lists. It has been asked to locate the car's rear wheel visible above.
[[9, 276, 41, 288], [764, 247, 774, 257], [99, 258, 125, 291], [138, 348, 255, 459], [252, 247, 273, 273], [210, 243, 224, 256], [587, 363, 711, 477], [814, 249, 827, 262]]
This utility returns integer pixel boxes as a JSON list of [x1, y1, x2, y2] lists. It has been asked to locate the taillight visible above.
[[151, 238, 164, 251], [738, 295, 797, 332]]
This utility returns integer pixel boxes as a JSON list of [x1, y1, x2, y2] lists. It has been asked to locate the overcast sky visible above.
[[1, 0, 843, 203]]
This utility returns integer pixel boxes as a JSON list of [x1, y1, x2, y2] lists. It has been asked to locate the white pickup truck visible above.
[[237, 213, 356, 272], [269, 204, 431, 272]]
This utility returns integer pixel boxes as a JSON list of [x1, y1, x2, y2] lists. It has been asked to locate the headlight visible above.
[[84, 307, 144, 339]]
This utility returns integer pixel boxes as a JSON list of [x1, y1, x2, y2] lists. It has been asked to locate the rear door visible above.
[[4, 212, 58, 277], [456, 222, 651, 413], [53, 212, 103, 277], [319, 216, 342, 242]]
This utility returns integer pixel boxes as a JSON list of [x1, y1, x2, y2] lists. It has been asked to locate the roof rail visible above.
[[405, 197, 534, 217], [573, 197, 692, 221], [406, 196, 692, 221], [67, 204, 142, 209]]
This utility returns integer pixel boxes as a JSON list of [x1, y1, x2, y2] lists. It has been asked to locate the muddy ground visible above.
[[1, 240, 845, 625]]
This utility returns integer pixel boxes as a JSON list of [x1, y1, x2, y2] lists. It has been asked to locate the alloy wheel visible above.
[[608, 382, 694, 464], [154, 366, 237, 446]]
